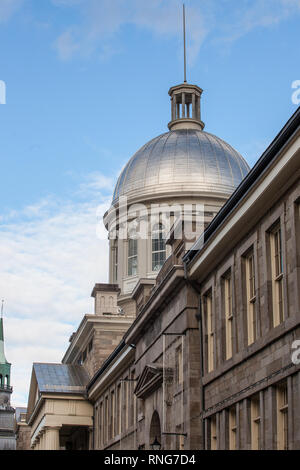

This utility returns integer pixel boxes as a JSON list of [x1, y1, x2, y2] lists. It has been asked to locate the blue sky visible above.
[[0, 0, 299, 406]]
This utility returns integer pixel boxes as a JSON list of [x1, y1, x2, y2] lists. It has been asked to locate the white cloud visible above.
[[0, 0, 23, 23], [54, 29, 80, 61], [217, 0, 300, 43], [0, 172, 112, 406], [51, 0, 300, 63], [52, 0, 208, 62], [77, 172, 114, 196]]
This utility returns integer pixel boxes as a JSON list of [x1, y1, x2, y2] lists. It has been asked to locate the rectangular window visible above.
[[130, 371, 135, 427], [111, 390, 115, 439], [99, 402, 103, 448], [251, 395, 261, 450], [105, 396, 109, 443], [229, 406, 237, 450], [116, 384, 121, 435], [210, 415, 217, 450], [270, 224, 284, 327], [277, 382, 288, 450], [128, 239, 138, 276], [175, 344, 183, 385], [245, 250, 257, 345], [203, 290, 214, 372], [224, 271, 233, 360], [95, 405, 99, 448], [124, 377, 129, 430]]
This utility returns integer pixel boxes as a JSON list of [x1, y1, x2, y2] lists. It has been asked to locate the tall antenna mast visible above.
[[183, 4, 187, 83]]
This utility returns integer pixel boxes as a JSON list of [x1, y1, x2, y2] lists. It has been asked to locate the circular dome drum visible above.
[[113, 129, 250, 204]]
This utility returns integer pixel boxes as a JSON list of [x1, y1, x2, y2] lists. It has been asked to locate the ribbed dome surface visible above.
[[113, 129, 250, 203]]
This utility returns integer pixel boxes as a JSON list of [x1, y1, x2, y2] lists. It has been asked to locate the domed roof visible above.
[[112, 129, 250, 204]]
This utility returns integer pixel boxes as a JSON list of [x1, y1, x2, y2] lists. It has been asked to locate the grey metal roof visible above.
[[113, 129, 250, 203], [33, 363, 89, 395]]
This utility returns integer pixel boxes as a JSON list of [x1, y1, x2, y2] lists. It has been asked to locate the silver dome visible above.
[[113, 129, 250, 203]]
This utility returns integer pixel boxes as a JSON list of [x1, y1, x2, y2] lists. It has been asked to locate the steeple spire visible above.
[[0, 301, 11, 390], [0, 301, 14, 451], [0, 300, 5, 347], [183, 4, 187, 83], [167, 5, 205, 131]]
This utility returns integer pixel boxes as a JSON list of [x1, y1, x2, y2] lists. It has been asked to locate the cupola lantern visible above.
[[168, 83, 205, 131]]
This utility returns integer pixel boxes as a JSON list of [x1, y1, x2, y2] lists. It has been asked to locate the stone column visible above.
[[236, 402, 241, 450], [259, 390, 265, 450], [242, 399, 251, 450], [196, 96, 200, 120], [264, 386, 276, 449], [109, 239, 113, 284], [88, 426, 94, 450], [192, 94, 195, 119], [45, 427, 60, 450], [182, 93, 186, 118], [287, 375, 293, 450], [219, 409, 227, 449], [39, 432, 44, 450], [216, 412, 220, 450], [173, 96, 177, 120], [171, 96, 176, 121], [42, 430, 47, 450]]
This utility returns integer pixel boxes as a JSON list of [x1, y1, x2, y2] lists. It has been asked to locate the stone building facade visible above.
[[15, 408, 31, 450], [185, 107, 300, 449], [24, 77, 300, 450], [26, 285, 135, 450], [84, 105, 300, 451]]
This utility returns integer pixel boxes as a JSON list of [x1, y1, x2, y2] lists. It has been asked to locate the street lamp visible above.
[[150, 436, 161, 451]]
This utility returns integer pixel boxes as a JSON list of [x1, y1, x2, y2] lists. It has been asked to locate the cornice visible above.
[[62, 314, 134, 364]]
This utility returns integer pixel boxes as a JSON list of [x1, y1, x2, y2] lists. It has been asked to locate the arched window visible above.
[[152, 223, 166, 272], [149, 410, 162, 448], [128, 237, 138, 277]]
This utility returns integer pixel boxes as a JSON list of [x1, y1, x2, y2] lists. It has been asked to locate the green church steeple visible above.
[[0, 307, 11, 389], [0, 302, 15, 450]]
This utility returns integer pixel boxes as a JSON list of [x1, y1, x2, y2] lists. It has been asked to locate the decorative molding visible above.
[[134, 364, 163, 399]]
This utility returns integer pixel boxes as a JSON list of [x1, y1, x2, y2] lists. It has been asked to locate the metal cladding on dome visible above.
[[112, 129, 250, 204]]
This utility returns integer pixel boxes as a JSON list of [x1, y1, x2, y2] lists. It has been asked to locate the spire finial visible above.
[[1, 300, 3, 319], [183, 4, 187, 83]]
